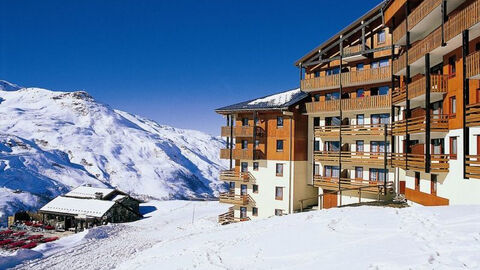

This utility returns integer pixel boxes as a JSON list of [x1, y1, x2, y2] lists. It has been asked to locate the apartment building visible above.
[[295, 3, 397, 208], [215, 89, 317, 223], [384, 0, 480, 205]]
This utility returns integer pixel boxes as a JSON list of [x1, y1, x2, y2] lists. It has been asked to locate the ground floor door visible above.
[[323, 192, 338, 209]]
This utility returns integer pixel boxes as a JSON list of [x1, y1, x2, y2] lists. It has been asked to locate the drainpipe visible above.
[[283, 110, 294, 214]]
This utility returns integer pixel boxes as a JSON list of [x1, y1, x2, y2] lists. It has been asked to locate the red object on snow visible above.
[[40, 237, 59, 243], [0, 230, 13, 235], [24, 221, 33, 226], [27, 235, 43, 240], [7, 240, 25, 249], [0, 239, 13, 246], [20, 242, 37, 249], [32, 223, 43, 227], [43, 225, 55, 230], [12, 231, 27, 237]]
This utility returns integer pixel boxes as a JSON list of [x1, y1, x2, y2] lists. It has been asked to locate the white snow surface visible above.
[[39, 196, 115, 218], [248, 88, 300, 106], [0, 81, 228, 223], [2, 201, 480, 270]]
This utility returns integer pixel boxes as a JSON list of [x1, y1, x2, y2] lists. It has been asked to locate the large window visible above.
[[229, 182, 235, 191], [276, 140, 284, 152], [314, 164, 320, 176], [253, 162, 259, 171], [325, 141, 340, 152], [314, 140, 320, 151], [276, 163, 284, 176], [275, 187, 284, 200], [241, 162, 248, 172], [313, 117, 320, 127], [369, 168, 388, 182], [325, 116, 341, 126], [356, 114, 364, 125], [355, 167, 363, 180], [252, 207, 258, 217], [277, 116, 284, 127], [324, 166, 340, 178], [356, 140, 364, 152], [377, 30, 386, 44], [371, 141, 389, 153], [240, 207, 247, 219], [371, 113, 390, 124], [242, 118, 249, 126], [326, 67, 340, 75], [253, 184, 258, 194], [240, 184, 247, 195], [450, 96, 457, 116], [356, 63, 364, 71], [314, 71, 320, 77], [450, 136, 458, 160], [325, 92, 340, 100]]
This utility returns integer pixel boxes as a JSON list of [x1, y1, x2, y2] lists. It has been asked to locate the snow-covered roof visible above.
[[111, 194, 126, 202], [39, 196, 115, 218], [215, 88, 308, 113], [64, 186, 116, 199]]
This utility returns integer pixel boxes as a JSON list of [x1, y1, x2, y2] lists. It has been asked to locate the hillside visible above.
[[0, 81, 227, 222]]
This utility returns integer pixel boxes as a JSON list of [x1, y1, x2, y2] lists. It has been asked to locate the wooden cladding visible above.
[[301, 66, 391, 91], [219, 170, 255, 183], [394, 0, 480, 73], [393, 53, 406, 75], [405, 188, 449, 206], [219, 193, 255, 206], [218, 207, 250, 224], [220, 149, 265, 160], [391, 114, 449, 135], [392, 74, 448, 104], [466, 50, 480, 79], [221, 126, 263, 137], [306, 94, 391, 113], [315, 124, 390, 137], [343, 44, 366, 56], [466, 155, 480, 178], [466, 102, 480, 127], [314, 151, 390, 166], [393, 19, 407, 45], [391, 153, 449, 172], [313, 176, 394, 194]]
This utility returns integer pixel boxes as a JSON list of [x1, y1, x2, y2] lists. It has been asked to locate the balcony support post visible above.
[[384, 123, 388, 196], [405, 0, 411, 171], [390, 22, 396, 156], [338, 37, 343, 192], [463, 29, 470, 179], [361, 22, 366, 51], [252, 111, 257, 161], [441, 0, 447, 46], [425, 53, 431, 173], [229, 114, 234, 170]]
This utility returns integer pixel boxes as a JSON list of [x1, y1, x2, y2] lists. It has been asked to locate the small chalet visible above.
[[38, 185, 142, 232]]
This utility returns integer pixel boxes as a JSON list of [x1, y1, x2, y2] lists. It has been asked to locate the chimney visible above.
[[95, 192, 103, 200]]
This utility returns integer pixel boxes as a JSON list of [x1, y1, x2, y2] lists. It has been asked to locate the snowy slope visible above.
[[0, 81, 227, 223], [4, 202, 480, 270]]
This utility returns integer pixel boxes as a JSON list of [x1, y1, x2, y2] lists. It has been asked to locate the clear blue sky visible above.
[[0, 0, 381, 135]]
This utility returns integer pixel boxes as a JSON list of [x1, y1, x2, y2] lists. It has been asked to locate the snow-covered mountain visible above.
[[0, 81, 227, 223]]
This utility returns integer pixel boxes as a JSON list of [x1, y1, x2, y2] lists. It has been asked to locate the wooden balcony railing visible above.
[[301, 66, 391, 91], [219, 193, 255, 206], [466, 50, 480, 79], [218, 207, 250, 225], [313, 176, 394, 194], [221, 126, 263, 137], [391, 153, 449, 172], [219, 170, 255, 183], [392, 74, 448, 104], [391, 114, 449, 135], [220, 149, 265, 160], [314, 124, 390, 137], [314, 126, 340, 137], [466, 155, 480, 179], [306, 94, 391, 113], [393, 53, 406, 75], [314, 151, 390, 165], [394, 0, 480, 72], [466, 102, 480, 127], [393, 19, 407, 45]]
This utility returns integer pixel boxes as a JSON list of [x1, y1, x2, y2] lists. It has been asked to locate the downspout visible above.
[[283, 110, 294, 214]]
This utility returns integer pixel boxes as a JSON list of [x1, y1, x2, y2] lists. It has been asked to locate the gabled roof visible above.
[[215, 88, 308, 114], [64, 186, 116, 199], [39, 196, 115, 218]]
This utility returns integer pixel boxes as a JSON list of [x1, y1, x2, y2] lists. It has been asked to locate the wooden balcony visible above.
[[313, 176, 394, 194], [466, 102, 480, 127], [219, 170, 255, 183], [342, 124, 391, 137], [314, 151, 390, 166], [218, 207, 250, 225], [466, 155, 480, 179], [221, 126, 262, 138], [314, 126, 340, 137], [220, 149, 265, 160], [391, 153, 449, 173], [391, 114, 449, 135], [305, 94, 391, 114], [301, 66, 391, 91], [219, 193, 255, 206], [466, 50, 480, 79], [392, 74, 448, 104]]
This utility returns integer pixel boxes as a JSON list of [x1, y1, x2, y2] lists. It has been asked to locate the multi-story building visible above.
[[295, 3, 398, 208], [384, 0, 480, 205], [215, 89, 317, 223]]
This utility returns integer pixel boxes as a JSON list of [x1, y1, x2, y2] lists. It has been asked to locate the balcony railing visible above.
[[314, 151, 390, 165], [466, 155, 480, 179], [391, 153, 449, 172], [221, 126, 262, 137], [466, 102, 480, 127], [342, 124, 391, 137], [466, 50, 480, 79], [219, 170, 255, 183], [301, 66, 391, 91], [306, 94, 391, 113], [220, 149, 265, 160], [218, 207, 250, 225], [313, 176, 394, 194], [394, 0, 480, 74], [219, 193, 255, 206], [391, 114, 449, 135], [392, 74, 448, 104]]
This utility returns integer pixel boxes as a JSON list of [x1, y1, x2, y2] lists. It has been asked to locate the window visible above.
[[379, 59, 389, 67], [314, 71, 320, 77], [450, 136, 457, 160], [369, 168, 388, 182], [253, 184, 259, 194], [275, 209, 283, 216], [314, 140, 320, 151], [254, 140, 260, 149], [356, 63, 364, 71], [377, 30, 386, 44], [449, 56, 456, 76], [371, 61, 379, 69], [253, 162, 259, 171], [326, 67, 340, 75], [252, 207, 258, 217], [276, 140, 284, 152], [325, 92, 340, 100], [324, 166, 340, 178], [313, 94, 321, 102], [431, 139, 444, 155], [229, 182, 235, 191], [241, 162, 248, 172], [254, 116, 259, 125], [240, 207, 247, 219], [325, 116, 341, 126], [325, 141, 340, 152], [450, 96, 457, 116], [277, 116, 284, 127], [275, 187, 283, 200], [476, 42, 480, 51], [356, 114, 364, 125], [356, 140, 364, 152], [313, 117, 320, 127], [242, 118, 249, 126], [371, 113, 390, 124], [355, 167, 363, 179], [356, 89, 365, 98], [371, 141, 389, 153], [314, 164, 320, 176], [241, 140, 248, 149], [241, 184, 247, 195], [378, 86, 389, 95], [276, 163, 284, 176], [415, 172, 420, 191], [431, 175, 437, 196]]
